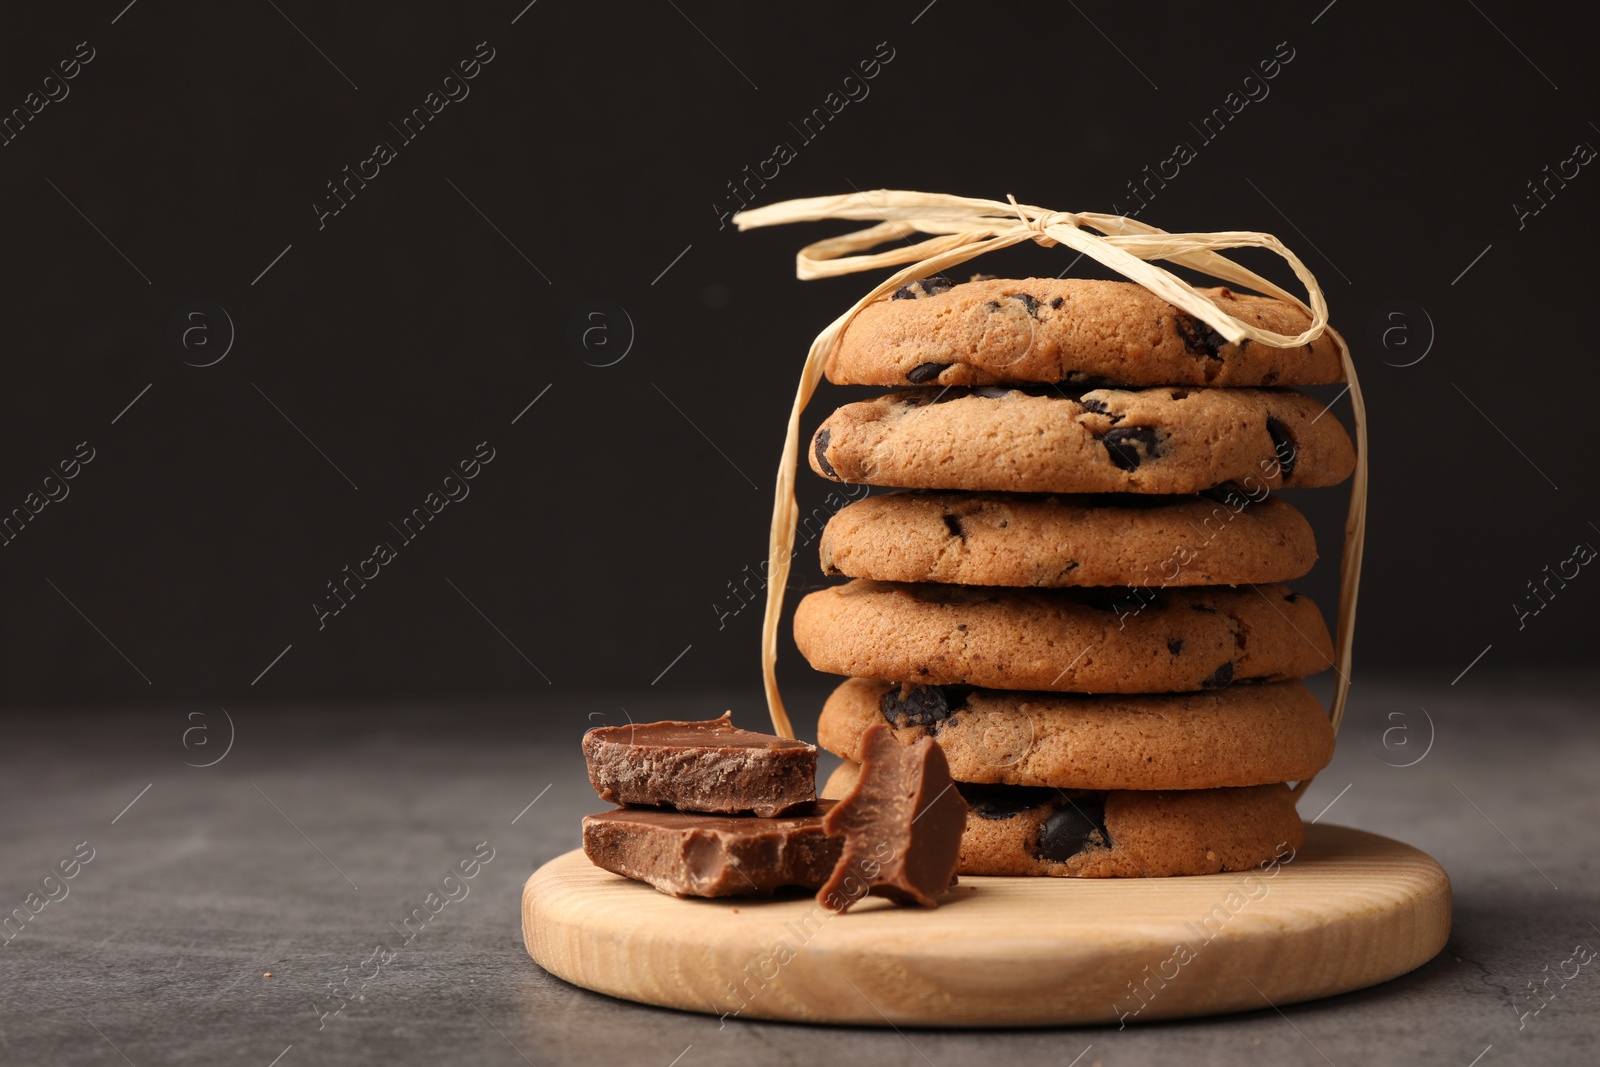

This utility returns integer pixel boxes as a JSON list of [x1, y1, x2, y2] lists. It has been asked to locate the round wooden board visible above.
[[522, 824, 1450, 1027]]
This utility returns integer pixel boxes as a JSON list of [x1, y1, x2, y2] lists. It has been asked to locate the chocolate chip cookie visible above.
[[793, 579, 1334, 693], [819, 489, 1316, 588], [824, 763, 1303, 878], [810, 386, 1354, 494], [829, 276, 1344, 388], [817, 678, 1334, 790]]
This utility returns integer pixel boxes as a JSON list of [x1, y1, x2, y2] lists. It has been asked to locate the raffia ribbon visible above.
[[735, 190, 1366, 799]]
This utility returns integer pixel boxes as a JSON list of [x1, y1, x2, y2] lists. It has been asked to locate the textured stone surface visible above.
[[0, 677, 1592, 1063]]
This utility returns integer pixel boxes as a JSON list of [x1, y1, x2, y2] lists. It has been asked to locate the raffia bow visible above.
[[736, 190, 1366, 798]]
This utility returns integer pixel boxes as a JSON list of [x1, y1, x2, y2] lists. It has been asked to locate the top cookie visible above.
[[829, 276, 1344, 388]]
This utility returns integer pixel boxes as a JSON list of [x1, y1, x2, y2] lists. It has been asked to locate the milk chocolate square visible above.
[[582, 804, 841, 898], [582, 711, 817, 817]]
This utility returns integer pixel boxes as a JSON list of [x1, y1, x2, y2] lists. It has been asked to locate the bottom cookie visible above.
[[823, 763, 1302, 878]]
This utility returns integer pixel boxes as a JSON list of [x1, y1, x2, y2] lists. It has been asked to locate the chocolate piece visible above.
[[812, 427, 836, 479], [581, 711, 817, 818], [1011, 292, 1041, 317], [1100, 426, 1160, 471], [1266, 417, 1298, 480], [582, 805, 841, 898], [906, 361, 950, 383], [1034, 795, 1111, 861], [1175, 313, 1228, 359], [817, 724, 967, 911], [879, 683, 968, 729], [891, 275, 954, 300], [1201, 661, 1235, 689], [1168, 637, 1185, 655]]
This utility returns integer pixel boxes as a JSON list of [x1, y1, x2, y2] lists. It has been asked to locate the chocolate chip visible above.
[[1035, 796, 1110, 861], [1261, 370, 1278, 385], [942, 514, 965, 539], [1284, 591, 1301, 603], [880, 684, 969, 729], [1101, 426, 1160, 471], [1175, 314, 1228, 359], [984, 300, 1002, 312], [813, 427, 836, 478], [1011, 292, 1041, 317], [1168, 638, 1184, 655], [1191, 604, 1218, 614], [906, 361, 949, 384], [1201, 662, 1235, 689], [1049, 296, 1065, 310], [1266, 417, 1298, 480], [1169, 389, 1190, 400], [958, 783, 1057, 820], [891, 275, 955, 300], [1080, 397, 1110, 414]]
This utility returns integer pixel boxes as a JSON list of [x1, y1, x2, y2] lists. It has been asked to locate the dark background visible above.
[[1, 0, 1595, 713]]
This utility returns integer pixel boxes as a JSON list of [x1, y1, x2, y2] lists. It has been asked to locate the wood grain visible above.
[[522, 823, 1450, 1027]]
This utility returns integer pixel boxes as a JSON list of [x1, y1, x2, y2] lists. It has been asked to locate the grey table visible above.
[[2, 674, 1596, 1066]]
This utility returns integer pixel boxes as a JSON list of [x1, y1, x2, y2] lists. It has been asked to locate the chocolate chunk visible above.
[[879, 684, 968, 729], [582, 805, 841, 898], [1101, 426, 1160, 471], [984, 300, 1002, 312], [1168, 637, 1184, 655], [1175, 313, 1228, 359], [1191, 604, 1218, 614], [1266, 417, 1298, 480], [817, 724, 967, 911], [958, 783, 1059, 820], [813, 427, 836, 478], [906, 361, 950, 384], [582, 712, 817, 817], [1011, 292, 1041, 317], [1201, 662, 1235, 689], [1034, 796, 1110, 862], [1284, 591, 1301, 603], [942, 513, 965, 539], [891, 274, 955, 300], [1080, 397, 1110, 414], [1049, 296, 1065, 310]]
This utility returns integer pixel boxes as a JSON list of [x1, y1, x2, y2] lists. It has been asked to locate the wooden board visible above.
[[522, 824, 1450, 1027]]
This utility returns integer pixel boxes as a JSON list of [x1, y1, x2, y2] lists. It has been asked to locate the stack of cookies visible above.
[[794, 275, 1354, 877]]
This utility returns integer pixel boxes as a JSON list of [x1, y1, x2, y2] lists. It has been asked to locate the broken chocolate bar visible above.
[[817, 723, 968, 911], [581, 711, 817, 817], [582, 804, 842, 898]]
